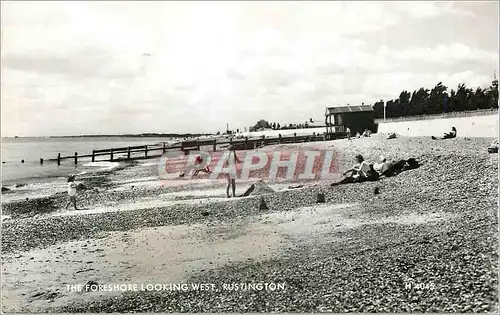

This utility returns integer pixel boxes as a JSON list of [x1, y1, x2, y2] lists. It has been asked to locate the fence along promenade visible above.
[[43, 132, 329, 165]]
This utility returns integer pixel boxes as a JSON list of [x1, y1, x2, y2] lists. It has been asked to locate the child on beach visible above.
[[64, 175, 80, 210], [193, 155, 212, 176]]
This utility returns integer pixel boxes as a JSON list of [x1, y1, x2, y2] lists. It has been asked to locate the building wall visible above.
[[377, 114, 498, 138]]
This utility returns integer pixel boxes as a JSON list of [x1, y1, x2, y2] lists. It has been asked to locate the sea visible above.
[[1, 137, 177, 187]]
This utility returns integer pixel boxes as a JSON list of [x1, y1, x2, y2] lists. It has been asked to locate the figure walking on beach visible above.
[[226, 145, 242, 198], [64, 175, 80, 210]]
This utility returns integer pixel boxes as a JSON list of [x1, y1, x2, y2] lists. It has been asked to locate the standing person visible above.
[[64, 175, 80, 210], [226, 145, 242, 198], [345, 127, 351, 140]]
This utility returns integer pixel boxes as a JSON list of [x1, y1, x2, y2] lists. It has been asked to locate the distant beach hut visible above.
[[325, 105, 375, 139]]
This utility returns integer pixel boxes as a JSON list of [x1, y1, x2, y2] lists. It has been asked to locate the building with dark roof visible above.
[[324, 104, 375, 138]]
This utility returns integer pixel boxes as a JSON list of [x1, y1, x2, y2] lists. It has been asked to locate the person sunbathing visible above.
[[432, 127, 457, 140], [373, 155, 395, 177], [488, 139, 498, 153], [331, 154, 377, 186]]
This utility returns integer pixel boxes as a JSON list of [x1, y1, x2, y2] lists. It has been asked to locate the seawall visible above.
[[377, 114, 498, 138]]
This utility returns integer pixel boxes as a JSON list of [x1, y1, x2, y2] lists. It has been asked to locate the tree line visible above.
[[372, 81, 498, 119]]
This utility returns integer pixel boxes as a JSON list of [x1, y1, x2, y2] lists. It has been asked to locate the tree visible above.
[[272, 122, 276, 130], [277, 123, 281, 130], [368, 80, 499, 119], [399, 91, 411, 117], [253, 119, 270, 130], [373, 100, 384, 119], [454, 83, 474, 111], [486, 83, 499, 109], [409, 88, 430, 116], [427, 82, 448, 114]]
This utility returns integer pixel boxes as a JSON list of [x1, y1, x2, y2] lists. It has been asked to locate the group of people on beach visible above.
[[330, 154, 419, 187], [64, 139, 423, 209], [179, 145, 242, 198], [345, 127, 372, 140]]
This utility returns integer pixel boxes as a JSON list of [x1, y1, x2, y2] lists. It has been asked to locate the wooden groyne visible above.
[[43, 133, 330, 165]]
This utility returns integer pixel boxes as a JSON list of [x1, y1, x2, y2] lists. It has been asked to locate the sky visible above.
[[1, 1, 499, 136]]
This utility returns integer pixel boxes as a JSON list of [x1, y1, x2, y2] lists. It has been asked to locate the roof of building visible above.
[[325, 105, 373, 114]]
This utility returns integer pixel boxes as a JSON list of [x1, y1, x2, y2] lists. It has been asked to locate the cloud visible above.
[[389, 1, 477, 19], [1, 1, 498, 136], [388, 43, 497, 66], [2, 49, 145, 79], [390, 2, 443, 19]]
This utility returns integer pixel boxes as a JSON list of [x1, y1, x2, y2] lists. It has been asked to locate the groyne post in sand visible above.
[[145, 146, 148, 158], [245, 136, 249, 149], [212, 139, 217, 152], [294, 132, 297, 143], [110, 149, 114, 162], [57, 153, 61, 165], [196, 140, 200, 151], [127, 147, 131, 159], [278, 134, 282, 144], [39, 158, 43, 164], [162, 142, 166, 154], [74, 152, 78, 165], [91, 150, 96, 162]]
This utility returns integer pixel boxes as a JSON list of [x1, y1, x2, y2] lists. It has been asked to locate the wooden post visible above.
[[278, 134, 282, 144], [212, 139, 217, 152], [110, 149, 114, 162], [145, 145, 148, 158], [294, 133, 297, 143], [74, 152, 78, 165], [196, 139, 200, 151], [40, 158, 44, 164], [245, 137, 249, 149], [229, 138, 233, 147], [162, 142, 166, 154], [57, 153, 61, 166], [127, 147, 131, 160], [92, 150, 95, 162]]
